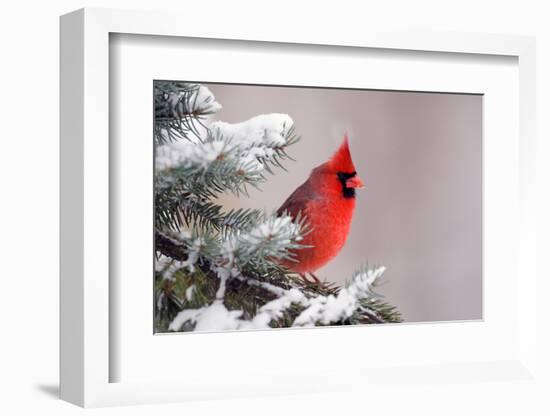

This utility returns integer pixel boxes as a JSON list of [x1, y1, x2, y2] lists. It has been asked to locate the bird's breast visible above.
[[289, 197, 356, 273]]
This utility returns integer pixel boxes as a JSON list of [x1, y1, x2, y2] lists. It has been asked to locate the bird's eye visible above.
[[337, 171, 357, 181]]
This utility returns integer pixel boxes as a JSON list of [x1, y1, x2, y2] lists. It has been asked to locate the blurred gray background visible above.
[[206, 83, 482, 323]]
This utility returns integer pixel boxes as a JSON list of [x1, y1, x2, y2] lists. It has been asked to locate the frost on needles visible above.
[[154, 81, 401, 332]]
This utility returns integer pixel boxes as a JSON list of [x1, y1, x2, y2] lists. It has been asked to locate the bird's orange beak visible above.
[[346, 175, 365, 189]]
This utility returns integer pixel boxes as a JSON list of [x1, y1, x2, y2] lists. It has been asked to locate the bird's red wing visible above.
[[276, 179, 318, 221]]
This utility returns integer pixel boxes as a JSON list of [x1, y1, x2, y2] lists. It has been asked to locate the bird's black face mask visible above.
[[337, 171, 357, 199]]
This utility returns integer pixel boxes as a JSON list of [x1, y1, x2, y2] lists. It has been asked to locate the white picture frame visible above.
[[60, 8, 538, 408]]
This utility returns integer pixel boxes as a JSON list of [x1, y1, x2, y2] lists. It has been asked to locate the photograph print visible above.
[[154, 81, 482, 333]]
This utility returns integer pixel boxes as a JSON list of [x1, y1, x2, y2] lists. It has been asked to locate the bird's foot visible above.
[[298, 273, 339, 290], [298, 272, 319, 284]]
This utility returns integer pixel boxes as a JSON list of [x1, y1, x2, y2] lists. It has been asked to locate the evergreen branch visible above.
[[155, 137, 266, 196], [157, 214, 308, 272], [154, 81, 221, 144], [155, 231, 188, 262], [154, 116, 301, 234], [163, 265, 400, 332], [156, 192, 265, 238], [207, 115, 300, 177], [354, 298, 402, 324], [155, 173, 263, 233]]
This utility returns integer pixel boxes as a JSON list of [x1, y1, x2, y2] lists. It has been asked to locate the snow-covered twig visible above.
[[157, 213, 306, 306], [292, 267, 386, 326], [168, 266, 387, 332], [154, 83, 222, 144], [222, 215, 305, 265], [155, 140, 228, 171], [155, 113, 296, 176]]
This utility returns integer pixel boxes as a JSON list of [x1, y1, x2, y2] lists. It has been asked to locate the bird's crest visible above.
[[326, 133, 356, 173]]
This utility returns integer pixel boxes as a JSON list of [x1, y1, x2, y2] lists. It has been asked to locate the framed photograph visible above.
[[152, 81, 481, 334], [60, 8, 538, 408]]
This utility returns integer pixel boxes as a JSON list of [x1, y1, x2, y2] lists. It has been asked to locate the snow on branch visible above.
[[209, 113, 294, 150], [157, 214, 306, 264], [220, 215, 306, 266], [210, 114, 298, 174], [155, 113, 296, 174], [292, 266, 386, 326], [157, 213, 307, 297], [155, 83, 222, 119], [168, 265, 387, 332], [154, 83, 222, 144], [155, 230, 218, 277], [155, 139, 228, 171], [155, 113, 299, 215]]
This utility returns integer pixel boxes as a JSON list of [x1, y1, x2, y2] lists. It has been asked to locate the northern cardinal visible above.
[[277, 134, 364, 283]]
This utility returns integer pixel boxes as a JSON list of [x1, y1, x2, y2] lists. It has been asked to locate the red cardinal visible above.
[[277, 134, 364, 283]]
